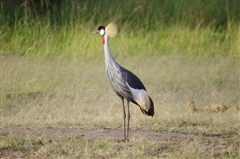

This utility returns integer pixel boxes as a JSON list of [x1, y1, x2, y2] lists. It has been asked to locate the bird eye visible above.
[[100, 29, 105, 36]]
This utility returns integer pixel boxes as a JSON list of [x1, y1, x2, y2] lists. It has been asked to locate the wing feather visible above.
[[120, 66, 146, 91]]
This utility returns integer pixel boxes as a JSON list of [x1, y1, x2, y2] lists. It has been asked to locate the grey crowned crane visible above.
[[94, 23, 154, 141]]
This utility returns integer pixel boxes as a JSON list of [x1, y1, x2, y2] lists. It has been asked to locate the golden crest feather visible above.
[[106, 23, 118, 38]]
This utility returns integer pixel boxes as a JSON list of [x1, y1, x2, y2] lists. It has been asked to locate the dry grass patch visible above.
[[0, 131, 239, 158], [2, 55, 239, 132], [1, 54, 239, 158]]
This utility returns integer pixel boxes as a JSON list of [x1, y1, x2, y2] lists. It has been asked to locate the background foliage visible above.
[[1, 0, 240, 58]]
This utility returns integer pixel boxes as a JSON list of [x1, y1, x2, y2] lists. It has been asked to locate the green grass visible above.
[[1, 0, 240, 58]]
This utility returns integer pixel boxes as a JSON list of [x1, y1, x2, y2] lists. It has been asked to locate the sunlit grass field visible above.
[[1, 0, 240, 158]]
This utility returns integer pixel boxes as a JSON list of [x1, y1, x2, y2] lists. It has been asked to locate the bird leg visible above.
[[121, 98, 127, 140], [127, 101, 130, 140]]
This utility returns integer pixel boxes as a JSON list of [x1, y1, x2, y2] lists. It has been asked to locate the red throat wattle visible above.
[[102, 37, 105, 45]]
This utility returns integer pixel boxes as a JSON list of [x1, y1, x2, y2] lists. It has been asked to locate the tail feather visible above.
[[140, 96, 154, 117], [148, 96, 154, 116]]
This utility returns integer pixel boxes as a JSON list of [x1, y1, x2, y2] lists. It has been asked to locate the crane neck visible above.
[[103, 34, 116, 66]]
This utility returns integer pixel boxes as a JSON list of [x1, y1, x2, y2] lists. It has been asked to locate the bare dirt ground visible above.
[[1, 128, 200, 142]]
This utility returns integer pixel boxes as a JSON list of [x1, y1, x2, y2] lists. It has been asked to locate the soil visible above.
[[1, 128, 199, 141], [1, 127, 228, 143]]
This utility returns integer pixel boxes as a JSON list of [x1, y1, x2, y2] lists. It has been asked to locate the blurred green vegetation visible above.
[[1, 0, 239, 58]]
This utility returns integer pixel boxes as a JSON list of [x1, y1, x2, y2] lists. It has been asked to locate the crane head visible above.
[[94, 23, 118, 44], [94, 26, 105, 36]]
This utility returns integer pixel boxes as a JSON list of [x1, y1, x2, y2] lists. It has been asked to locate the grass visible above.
[[1, 55, 239, 158], [1, 134, 239, 158], [1, 0, 240, 58], [1, 0, 240, 158], [2, 55, 239, 128]]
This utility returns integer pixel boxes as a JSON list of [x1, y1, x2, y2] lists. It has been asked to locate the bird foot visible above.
[[122, 138, 129, 142]]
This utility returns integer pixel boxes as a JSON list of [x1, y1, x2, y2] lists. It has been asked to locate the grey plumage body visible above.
[[105, 43, 145, 103], [95, 24, 154, 141]]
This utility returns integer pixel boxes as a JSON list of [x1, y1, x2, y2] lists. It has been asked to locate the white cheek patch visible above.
[[100, 29, 105, 36], [126, 82, 150, 111]]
